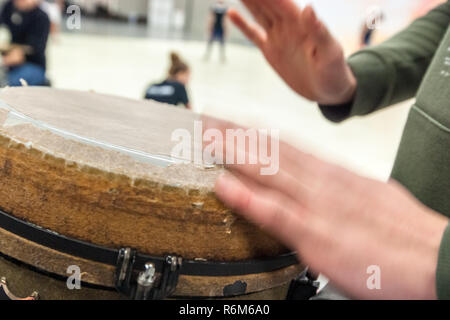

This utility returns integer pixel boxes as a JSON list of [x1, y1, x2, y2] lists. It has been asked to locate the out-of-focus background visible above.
[[0, 0, 445, 180]]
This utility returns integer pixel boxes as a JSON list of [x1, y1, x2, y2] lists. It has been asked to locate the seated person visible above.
[[0, 0, 50, 86], [144, 52, 191, 110]]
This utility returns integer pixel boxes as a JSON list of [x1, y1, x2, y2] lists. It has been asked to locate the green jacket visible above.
[[320, 1, 450, 299]]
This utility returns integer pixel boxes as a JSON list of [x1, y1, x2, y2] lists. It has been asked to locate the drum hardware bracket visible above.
[[115, 248, 137, 299], [135, 262, 156, 300], [115, 248, 183, 300], [286, 271, 320, 300], [0, 276, 39, 301]]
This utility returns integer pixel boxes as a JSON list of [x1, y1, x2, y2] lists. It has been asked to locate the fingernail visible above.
[[215, 173, 240, 199]]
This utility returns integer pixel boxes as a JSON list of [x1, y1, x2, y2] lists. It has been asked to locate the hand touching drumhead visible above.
[[213, 136, 448, 299], [228, 0, 357, 105]]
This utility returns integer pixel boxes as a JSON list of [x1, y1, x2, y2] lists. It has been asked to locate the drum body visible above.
[[0, 88, 304, 300]]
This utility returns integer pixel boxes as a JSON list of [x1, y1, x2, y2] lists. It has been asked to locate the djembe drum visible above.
[[0, 87, 305, 300]]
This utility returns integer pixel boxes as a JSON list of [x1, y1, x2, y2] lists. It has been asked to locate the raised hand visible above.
[[228, 0, 357, 105]]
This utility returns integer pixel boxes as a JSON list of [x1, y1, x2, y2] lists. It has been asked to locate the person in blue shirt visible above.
[[144, 52, 191, 110], [0, 0, 50, 86], [204, 0, 228, 62]]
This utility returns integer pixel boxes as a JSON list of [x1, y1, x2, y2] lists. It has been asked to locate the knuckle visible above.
[[238, 190, 253, 212], [261, 203, 286, 231]]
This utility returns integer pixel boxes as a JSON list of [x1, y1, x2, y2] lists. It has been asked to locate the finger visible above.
[[200, 114, 283, 159], [200, 114, 321, 188], [228, 9, 266, 48], [215, 172, 307, 249], [200, 115, 348, 207], [248, 0, 303, 23], [302, 5, 330, 41], [225, 147, 322, 208], [255, 0, 282, 24], [241, 0, 273, 31], [214, 172, 375, 289], [266, 0, 303, 21]]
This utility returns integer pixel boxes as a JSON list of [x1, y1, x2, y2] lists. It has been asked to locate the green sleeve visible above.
[[320, 1, 450, 123], [437, 223, 450, 299]]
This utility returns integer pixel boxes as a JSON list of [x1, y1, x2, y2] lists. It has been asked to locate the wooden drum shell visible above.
[[0, 88, 303, 299]]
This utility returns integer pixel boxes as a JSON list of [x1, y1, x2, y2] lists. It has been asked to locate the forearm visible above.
[[2, 48, 25, 67]]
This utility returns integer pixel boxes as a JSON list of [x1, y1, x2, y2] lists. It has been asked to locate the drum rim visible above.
[[0, 208, 299, 278]]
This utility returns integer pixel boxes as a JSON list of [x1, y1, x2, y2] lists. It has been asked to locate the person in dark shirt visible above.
[[0, 0, 50, 86], [204, 0, 228, 62], [144, 52, 191, 110]]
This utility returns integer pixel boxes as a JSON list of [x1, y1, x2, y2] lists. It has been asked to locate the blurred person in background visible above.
[[213, 0, 450, 299], [360, 9, 384, 48], [144, 52, 191, 110], [0, 0, 50, 86], [204, 0, 228, 62]]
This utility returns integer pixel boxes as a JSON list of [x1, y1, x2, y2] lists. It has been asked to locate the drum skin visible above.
[[0, 87, 303, 299]]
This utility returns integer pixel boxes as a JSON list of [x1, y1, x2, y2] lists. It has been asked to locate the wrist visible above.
[[317, 64, 357, 106], [336, 73, 357, 105]]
